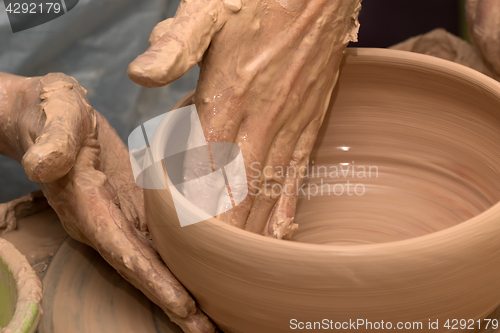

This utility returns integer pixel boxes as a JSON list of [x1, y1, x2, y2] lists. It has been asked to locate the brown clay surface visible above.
[[145, 48, 500, 333], [2, 208, 67, 276], [38, 237, 182, 333], [292, 50, 500, 245]]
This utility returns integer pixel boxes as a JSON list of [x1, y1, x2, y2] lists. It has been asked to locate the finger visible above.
[[61, 145, 215, 329], [183, 93, 249, 228], [128, 0, 239, 88], [265, 117, 324, 239], [95, 112, 148, 231], [218, 112, 286, 229], [243, 127, 303, 235], [171, 308, 218, 333], [95, 202, 196, 319], [243, 88, 322, 234], [22, 74, 96, 183]]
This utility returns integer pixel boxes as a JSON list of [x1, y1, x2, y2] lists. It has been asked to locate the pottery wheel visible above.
[[4, 210, 500, 333], [38, 237, 182, 333], [39, 236, 500, 333]]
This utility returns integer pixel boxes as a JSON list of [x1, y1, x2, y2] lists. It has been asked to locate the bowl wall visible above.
[[145, 48, 500, 333], [0, 239, 42, 333], [0, 257, 16, 328]]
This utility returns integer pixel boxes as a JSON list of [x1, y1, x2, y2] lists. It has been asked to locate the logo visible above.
[[3, 0, 79, 33], [128, 105, 248, 227]]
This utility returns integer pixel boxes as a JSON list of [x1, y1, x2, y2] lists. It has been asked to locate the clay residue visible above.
[[0, 191, 50, 235], [128, 0, 363, 239]]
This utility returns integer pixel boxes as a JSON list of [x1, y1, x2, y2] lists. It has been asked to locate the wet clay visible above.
[[0, 238, 43, 333], [1, 208, 67, 276], [129, 0, 363, 238], [0, 73, 97, 183], [192, 0, 362, 238], [145, 49, 500, 333], [39, 237, 182, 333]]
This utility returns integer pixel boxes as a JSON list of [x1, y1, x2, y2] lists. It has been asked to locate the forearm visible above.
[[0, 73, 36, 160]]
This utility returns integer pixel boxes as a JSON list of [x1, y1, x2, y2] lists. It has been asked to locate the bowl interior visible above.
[[292, 51, 500, 245]]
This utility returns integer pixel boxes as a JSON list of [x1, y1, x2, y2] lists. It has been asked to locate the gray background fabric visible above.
[[0, 0, 198, 202]]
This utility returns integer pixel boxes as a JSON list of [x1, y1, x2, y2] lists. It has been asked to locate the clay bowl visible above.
[[0, 239, 42, 333], [145, 48, 500, 333]]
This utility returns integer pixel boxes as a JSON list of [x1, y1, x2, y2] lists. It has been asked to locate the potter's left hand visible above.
[[0, 72, 215, 333]]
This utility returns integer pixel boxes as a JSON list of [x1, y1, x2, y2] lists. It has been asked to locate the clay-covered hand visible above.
[[467, 0, 500, 75], [128, 0, 362, 239], [0, 73, 215, 333]]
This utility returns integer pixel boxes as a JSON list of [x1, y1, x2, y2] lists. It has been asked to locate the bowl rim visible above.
[[152, 47, 500, 252], [0, 238, 42, 333]]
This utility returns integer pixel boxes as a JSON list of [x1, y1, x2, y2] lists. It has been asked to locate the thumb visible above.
[[22, 74, 97, 183], [127, 0, 242, 88]]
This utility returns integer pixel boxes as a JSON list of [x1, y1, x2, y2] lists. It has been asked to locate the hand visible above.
[[128, 0, 362, 238], [467, 0, 500, 75], [0, 73, 215, 333]]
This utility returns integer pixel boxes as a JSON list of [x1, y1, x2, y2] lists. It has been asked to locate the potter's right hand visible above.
[[0, 72, 216, 333], [128, 0, 362, 239]]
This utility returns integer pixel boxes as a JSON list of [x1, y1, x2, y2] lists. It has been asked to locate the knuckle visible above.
[[39, 74, 75, 101], [149, 18, 174, 45]]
